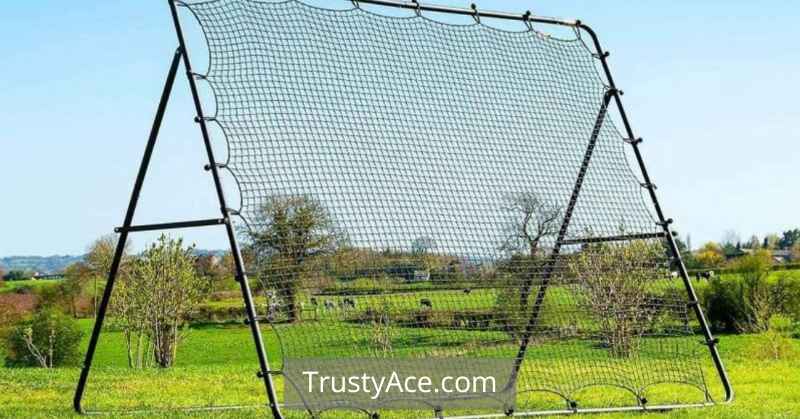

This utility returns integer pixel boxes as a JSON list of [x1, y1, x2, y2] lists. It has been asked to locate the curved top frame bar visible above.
[[348, 0, 579, 27]]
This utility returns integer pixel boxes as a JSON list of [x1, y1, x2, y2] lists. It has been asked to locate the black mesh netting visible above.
[[83, 0, 723, 417]]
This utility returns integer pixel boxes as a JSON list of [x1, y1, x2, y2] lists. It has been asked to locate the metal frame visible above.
[[73, 2, 283, 417], [73, 0, 732, 417]]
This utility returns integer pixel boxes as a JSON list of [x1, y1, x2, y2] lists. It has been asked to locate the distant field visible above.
[[0, 279, 61, 294]]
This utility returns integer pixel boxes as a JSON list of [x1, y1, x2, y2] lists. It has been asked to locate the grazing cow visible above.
[[420, 298, 433, 309], [696, 271, 714, 280], [324, 300, 335, 310], [342, 298, 356, 309], [463, 288, 472, 295], [310, 297, 318, 306]]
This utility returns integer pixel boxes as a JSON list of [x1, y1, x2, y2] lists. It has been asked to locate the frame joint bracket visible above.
[[204, 163, 228, 171], [656, 218, 674, 228], [604, 87, 623, 99], [470, 4, 480, 23], [194, 116, 217, 123]]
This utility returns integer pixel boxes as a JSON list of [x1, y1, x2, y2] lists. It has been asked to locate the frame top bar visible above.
[[176, 0, 581, 27], [353, 0, 579, 26]]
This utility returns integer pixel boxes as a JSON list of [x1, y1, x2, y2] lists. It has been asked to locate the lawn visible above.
[[1, 319, 799, 418]]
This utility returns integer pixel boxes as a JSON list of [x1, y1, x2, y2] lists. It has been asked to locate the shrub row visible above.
[[699, 270, 800, 333]]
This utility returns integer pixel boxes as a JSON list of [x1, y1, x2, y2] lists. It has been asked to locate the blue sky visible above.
[[0, 1, 797, 256]]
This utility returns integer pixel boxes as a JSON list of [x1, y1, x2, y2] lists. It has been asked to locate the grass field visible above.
[[1, 317, 799, 418], [0, 279, 61, 294], [2, 273, 799, 417]]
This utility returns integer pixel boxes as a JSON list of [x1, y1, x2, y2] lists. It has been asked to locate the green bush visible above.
[[749, 315, 797, 360], [4, 309, 83, 368], [702, 275, 747, 333], [701, 271, 800, 333]]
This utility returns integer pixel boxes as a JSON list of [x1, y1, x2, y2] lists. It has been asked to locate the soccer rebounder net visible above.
[[75, 0, 732, 417]]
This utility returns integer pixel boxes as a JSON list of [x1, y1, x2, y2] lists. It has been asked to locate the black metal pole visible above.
[[575, 23, 734, 403], [507, 90, 614, 396], [115, 218, 226, 233], [74, 47, 183, 414], [167, 2, 284, 418]]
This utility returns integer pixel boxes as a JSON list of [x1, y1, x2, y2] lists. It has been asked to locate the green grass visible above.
[[0, 279, 61, 294], [3, 272, 800, 418], [1, 318, 799, 418]]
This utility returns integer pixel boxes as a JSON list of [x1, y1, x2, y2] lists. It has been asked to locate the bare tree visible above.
[[567, 240, 666, 358], [498, 192, 562, 311], [249, 196, 339, 323], [501, 192, 562, 258], [22, 327, 55, 369], [85, 235, 131, 318]]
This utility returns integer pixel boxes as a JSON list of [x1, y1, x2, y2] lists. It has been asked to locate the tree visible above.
[[0, 266, 5, 288], [731, 249, 774, 332], [763, 234, 780, 250], [567, 240, 667, 358], [4, 309, 83, 368], [85, 235, 131, 318], [500, 192, 562, 258], [499, 192, 562, 311], [791, 243, 800, 262], [746, 235, 761, 250], [194, 253, 231, 293], [249, 196, 339, 323], [111, 236, 209, 368], [3, 271, 30, 281], [721, 230, 741, 248], [62, 262, 92, 317], [695, 242, 725, 268], [779, 229, 800, 250], [411, 236, 435, 255], [673, 237, 698, 269]]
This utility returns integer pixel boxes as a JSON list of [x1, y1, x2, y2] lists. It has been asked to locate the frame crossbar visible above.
[[114, 218, 227, 233]]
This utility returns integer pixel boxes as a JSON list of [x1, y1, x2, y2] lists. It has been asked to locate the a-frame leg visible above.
[[505, 90, 615, 402], [73, 45, 285, 418], [166, 0, 284, 416], [73, 48, 183, 414]]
